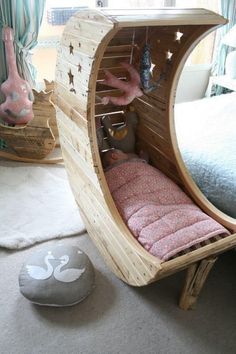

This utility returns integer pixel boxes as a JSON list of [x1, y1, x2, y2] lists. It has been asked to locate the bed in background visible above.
[[174, 92, 236, 218]]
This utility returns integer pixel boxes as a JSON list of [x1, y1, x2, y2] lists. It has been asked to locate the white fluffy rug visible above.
[[0, 165, 86, 249]]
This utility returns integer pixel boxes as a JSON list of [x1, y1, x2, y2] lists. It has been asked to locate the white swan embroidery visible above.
[[53, 255, 86, 283], [26, 251, 55, 280]]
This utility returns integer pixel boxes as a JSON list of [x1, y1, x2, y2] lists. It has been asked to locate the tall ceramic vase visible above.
[[0, 27, 34, 125]]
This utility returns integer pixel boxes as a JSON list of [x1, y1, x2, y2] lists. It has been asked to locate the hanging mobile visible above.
[[140, 27, 165, 94]]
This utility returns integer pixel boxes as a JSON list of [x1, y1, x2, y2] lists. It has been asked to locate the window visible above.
[[107, 1, 165, 7], [32, 0, 220, 86], [175, 0, 219, 65], [32, 1, 95, 85]]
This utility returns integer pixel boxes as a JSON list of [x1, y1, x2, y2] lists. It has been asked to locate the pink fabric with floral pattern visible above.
[[105, 159, 230, 261]]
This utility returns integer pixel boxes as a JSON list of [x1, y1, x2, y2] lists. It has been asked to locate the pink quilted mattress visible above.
[[105, 159, 230, 261]]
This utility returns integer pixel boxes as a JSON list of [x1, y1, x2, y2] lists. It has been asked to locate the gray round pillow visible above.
[[19, 244, 95, 307]]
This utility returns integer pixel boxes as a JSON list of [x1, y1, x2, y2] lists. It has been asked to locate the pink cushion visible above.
[[105, 159, 230, 261]]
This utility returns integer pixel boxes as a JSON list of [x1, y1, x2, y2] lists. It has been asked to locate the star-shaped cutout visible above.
[[69, 43, 74, 54], [175, 30, 183, 42], [150, 62, 155, 74], [68, 69, 74, 85], [166, 50, 173, 61]]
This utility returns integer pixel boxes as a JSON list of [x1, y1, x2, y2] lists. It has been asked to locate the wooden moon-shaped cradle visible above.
[[55, 8, 236, 309]]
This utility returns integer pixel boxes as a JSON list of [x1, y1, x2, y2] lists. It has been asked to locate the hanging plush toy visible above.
[[0, 27, 34, 125], [101, 62, 143, 106], [140, 43, 166, 93], [101, 27, 167, 105]]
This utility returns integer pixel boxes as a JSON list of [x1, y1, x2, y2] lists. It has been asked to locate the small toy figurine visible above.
[[102, 111, 138, 153], [101, 62, 143, 106], [0, 27, 34, 125]]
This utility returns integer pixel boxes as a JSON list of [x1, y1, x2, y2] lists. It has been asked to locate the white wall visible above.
[[175, 64, 212, 103]]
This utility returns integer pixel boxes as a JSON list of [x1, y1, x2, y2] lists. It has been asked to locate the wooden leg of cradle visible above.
[[179, 256, 218, 310]]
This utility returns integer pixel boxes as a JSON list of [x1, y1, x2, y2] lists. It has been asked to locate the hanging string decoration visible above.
[[140, 27, 166, 94]]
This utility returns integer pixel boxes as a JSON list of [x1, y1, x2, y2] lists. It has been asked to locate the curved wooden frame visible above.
[[55, 9, 236, 307]]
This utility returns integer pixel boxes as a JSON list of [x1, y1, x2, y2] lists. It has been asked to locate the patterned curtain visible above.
[[0, 0, 46, 89], [211, 0, 236, 95]]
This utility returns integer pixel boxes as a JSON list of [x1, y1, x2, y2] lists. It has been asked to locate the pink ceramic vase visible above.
[[0, 27, 34, 125]]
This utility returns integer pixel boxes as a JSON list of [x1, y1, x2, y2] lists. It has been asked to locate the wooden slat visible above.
[[64, 16, 113, 43], [106, 12, 226, 27], [135, 95, 166, 112], [95, 103, 125, 116], [146, 85, 168, 104], [60, 32, 99, 57], [100, 8, 224, 19], [133, 96, 167, 126], [55, 81, 88, 118], [159, 233, 236, 280], [57, 119, 93, 167], [57, 46, 94, 74], [104, 44, 133, 54], [97, 66, 128, 80], [56, 92, 88, 133], [57, 108, 90, 146], [136, 123, 175, 161], [137, 138, 182, 185], [133, 102, 170, 142], [96, 81, 124, 92], [138, 118, 169, 144], [60, 134, 99, 188], [143, 139, 177, 171], [100, 56, 131, 69], [179, 256, 218, 310], [102, 112, 126, 125], [73, 9, 114, 24], [108, 31, 134, 46], [96, 88, 123, 100], [56, 58, 90, 95]]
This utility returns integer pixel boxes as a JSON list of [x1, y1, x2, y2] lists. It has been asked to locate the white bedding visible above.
[[175, 92, 236, 218]]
